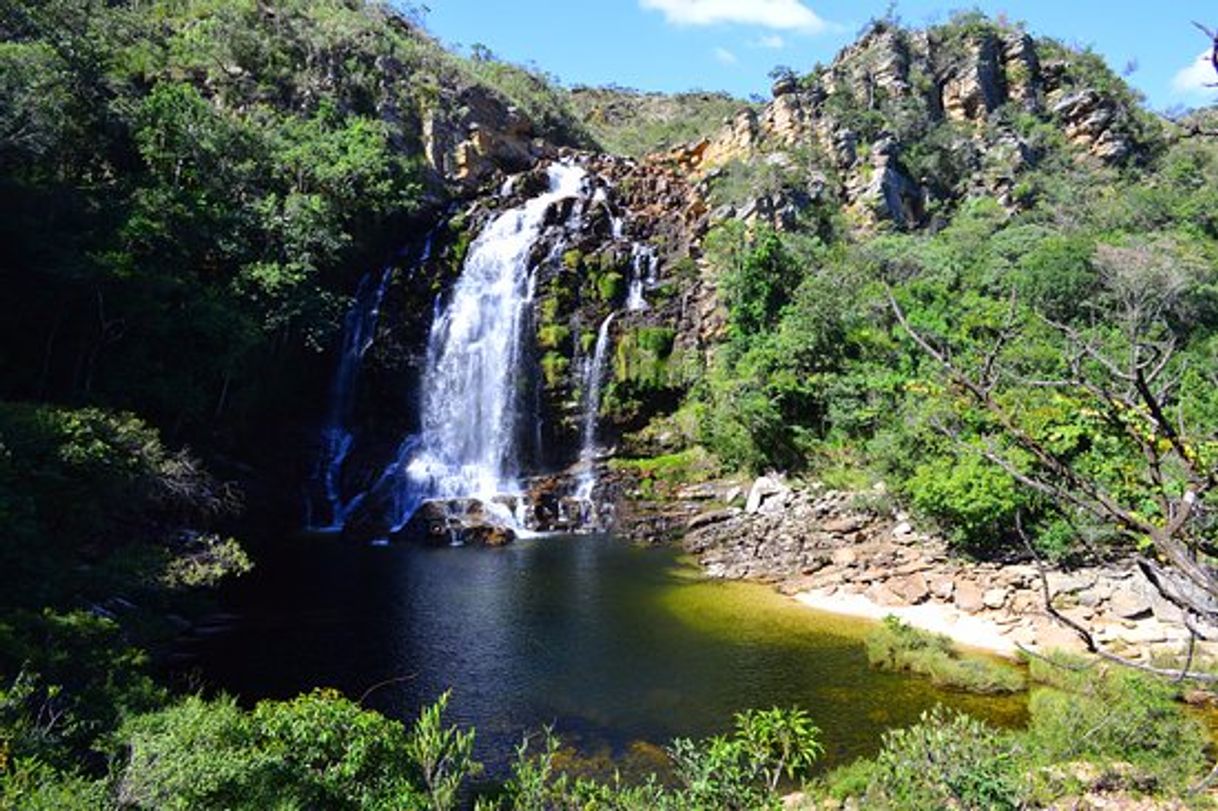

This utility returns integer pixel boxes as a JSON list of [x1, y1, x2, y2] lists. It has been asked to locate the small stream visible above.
[[174, 534, 1026, 779]]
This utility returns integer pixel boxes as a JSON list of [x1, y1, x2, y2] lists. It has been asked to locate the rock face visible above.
[[673, 20, 1146, 231], [676, 480, 1218, 664]]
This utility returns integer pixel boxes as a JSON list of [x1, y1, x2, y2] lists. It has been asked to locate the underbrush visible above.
[[817, 652, 1213, 809]]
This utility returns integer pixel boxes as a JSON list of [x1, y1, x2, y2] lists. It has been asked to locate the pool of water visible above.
[[174, 533, 1026, 776]]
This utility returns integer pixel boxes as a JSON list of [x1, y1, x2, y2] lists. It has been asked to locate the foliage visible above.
[[116, 689, 480, 811], [0, 403, 245, 605], [865, 617, 1025, 694], [666, 706, 823, 807], [566, 87, 748, 158], [866, 707, 1022, 810], [1021, 662, 1209, 796]]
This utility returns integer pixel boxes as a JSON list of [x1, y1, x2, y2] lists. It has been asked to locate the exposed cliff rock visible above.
[[672, 19, 1152, 230], [420, 85, 556, 189]]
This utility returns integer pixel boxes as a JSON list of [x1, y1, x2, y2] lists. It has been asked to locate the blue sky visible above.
[[418, 0, 1218, 113]]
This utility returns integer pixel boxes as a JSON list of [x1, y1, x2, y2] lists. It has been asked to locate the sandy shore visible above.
[[793, 587, 1019, 658]]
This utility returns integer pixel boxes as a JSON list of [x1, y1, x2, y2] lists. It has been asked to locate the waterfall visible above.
[[575, 312, 616, 501], [306, 265, 394, 531], [626, 243, 656, 312], [385, 163, 587, 530]]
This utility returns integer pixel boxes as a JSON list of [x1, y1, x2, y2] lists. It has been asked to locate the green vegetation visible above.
[[818, 663, 1210, 809], [567, 87, 750, 158], [684, 115, 1218, 562], [865, 617, 1026, 694], [3, 2, 1218, 807], [6, 661, 1209, 808]]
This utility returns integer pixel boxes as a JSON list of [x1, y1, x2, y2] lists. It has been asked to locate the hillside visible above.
[[567, 85, 751, 158]]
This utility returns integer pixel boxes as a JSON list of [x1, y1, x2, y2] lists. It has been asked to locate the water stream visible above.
[[306, 266, 395, 531], [575, 312, 616, 502]]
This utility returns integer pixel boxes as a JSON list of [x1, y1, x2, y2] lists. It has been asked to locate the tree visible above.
[[888, 239, 1218, 681]]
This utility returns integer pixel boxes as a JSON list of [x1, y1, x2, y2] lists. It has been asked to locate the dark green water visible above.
[[176, 534, 1026, 776]]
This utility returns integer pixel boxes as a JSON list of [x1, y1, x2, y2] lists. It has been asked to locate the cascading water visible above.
[[384, 162, 588, 530], [575, 312, 616, 502], [306, 265, 394, 531], [626, 243, 656, 312]]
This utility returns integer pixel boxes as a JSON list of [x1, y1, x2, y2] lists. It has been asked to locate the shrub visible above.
[[865, 616, 1025, 694], [868, 707, 1023, 810], [1022, 664, 1208, 795], [117, 689, 477, 811]]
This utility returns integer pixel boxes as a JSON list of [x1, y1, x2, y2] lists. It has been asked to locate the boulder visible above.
[[954, 579, 986, 614], [890, 572, 930, 605], [823, 515, 868, 534], [746, 475, 790, 514], [930, 576, 955, 600], [831, 547, 859, 567], [1108, 591, 1153, 620], [983, 587, 1010, 610]]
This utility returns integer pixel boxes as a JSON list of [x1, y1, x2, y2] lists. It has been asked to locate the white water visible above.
[[306, 266, 394, 531], [575, 312, 616, 501], [387, 163, 587, 528], [626, 243, 656, 311]]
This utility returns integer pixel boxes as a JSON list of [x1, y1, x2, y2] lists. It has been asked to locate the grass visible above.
[[865, 616, 1026, 694], [566, 87, 750, 158]]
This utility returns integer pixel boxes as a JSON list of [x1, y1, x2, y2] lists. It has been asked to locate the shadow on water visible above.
[[173, 533, 1026, 778]]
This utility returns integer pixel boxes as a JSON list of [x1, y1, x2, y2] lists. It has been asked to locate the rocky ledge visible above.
[[679, 477, 1218, 665]]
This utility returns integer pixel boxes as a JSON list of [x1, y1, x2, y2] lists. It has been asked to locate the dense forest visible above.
[[5, 0, 1218, 808]]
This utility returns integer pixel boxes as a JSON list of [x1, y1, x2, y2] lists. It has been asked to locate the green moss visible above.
[[537, 323, 570, 351], [613, 327, 677, 390], [607, 446, 720, 486], [579, 329, 597, 354], [596, 270, 625, 303], [540, 351, 570, 389], [562, 248, 583, 270]]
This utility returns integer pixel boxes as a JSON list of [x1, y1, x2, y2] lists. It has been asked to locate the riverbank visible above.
[[637, 477, 1218, 668]]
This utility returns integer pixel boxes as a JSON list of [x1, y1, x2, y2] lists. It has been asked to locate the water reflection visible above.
[[175, 534, 1026, 777]]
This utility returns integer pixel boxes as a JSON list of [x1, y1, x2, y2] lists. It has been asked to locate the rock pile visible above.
[[682, 479, 1218, 663]]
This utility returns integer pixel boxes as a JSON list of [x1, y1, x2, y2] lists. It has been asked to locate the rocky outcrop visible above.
[[682, 481, 1218, 664], [403, 498, 517, 546], [1050, 89, 1133, 164], [421, 85, 556, 189], [847, 137, 924, 229], [941, 34, 1006, 122], [667, 19, 1147, 231]]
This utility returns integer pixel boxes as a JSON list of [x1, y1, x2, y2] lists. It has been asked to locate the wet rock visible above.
[[403, 498, 518, 546]]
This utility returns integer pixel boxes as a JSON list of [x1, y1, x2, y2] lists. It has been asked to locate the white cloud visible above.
[[753, 34, 786, 49], [1172, 49, 1217, 97], [714, 46, 739, 65], [640, 0, 828, 32]]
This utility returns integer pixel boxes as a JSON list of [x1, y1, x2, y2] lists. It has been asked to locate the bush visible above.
[[865, 616, 1025, 694], [906, 453, 1028, 555], [868, 707, 1022, 810], [117, 689, 478, 811], [1022, 663, 1208, 795]]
